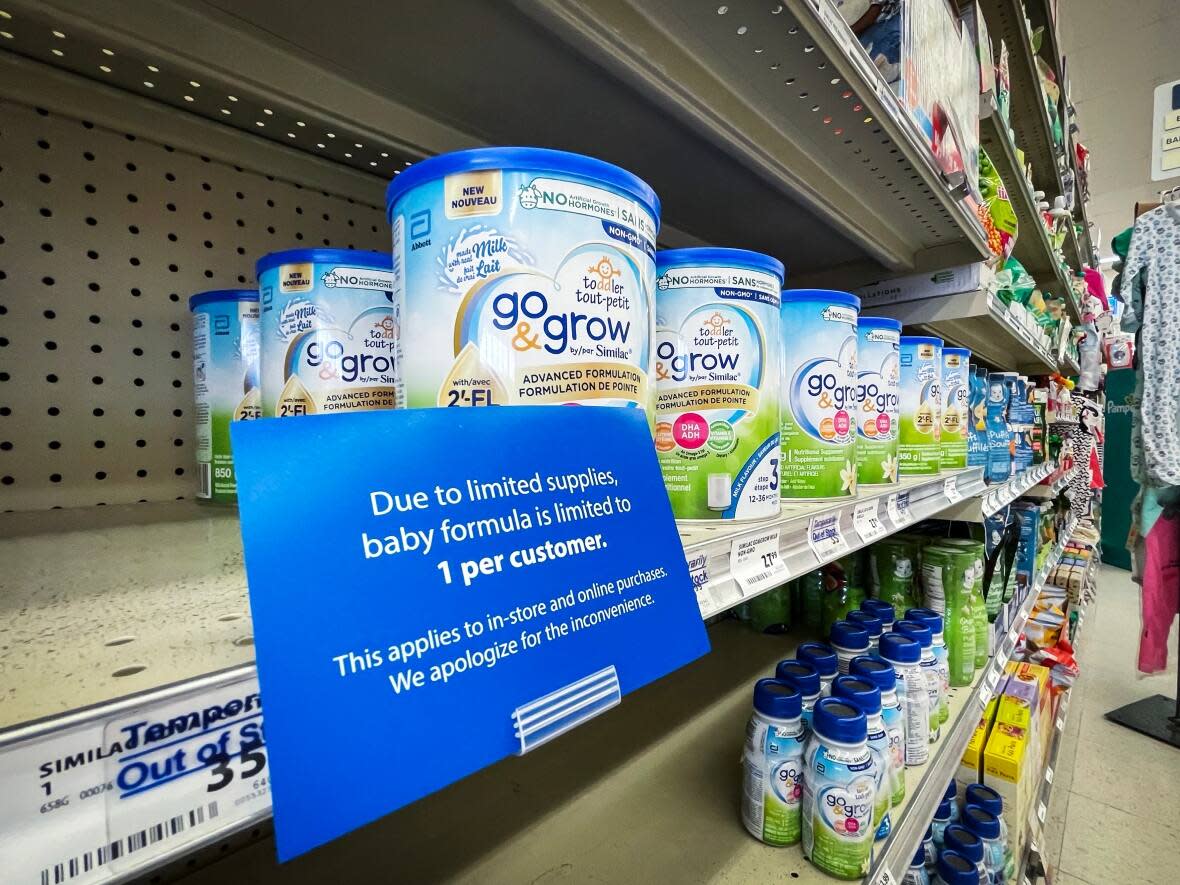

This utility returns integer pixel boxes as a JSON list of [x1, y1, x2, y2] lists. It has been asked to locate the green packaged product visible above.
[[798, 571, 824, 630], [746, 584, 792, 634], [868, 539, 918, 617], [920, 545, 977, 687], [821, 556, 866, 634], [938, 538, 990, 668]]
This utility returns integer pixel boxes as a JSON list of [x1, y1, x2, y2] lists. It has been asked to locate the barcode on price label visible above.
[[886, 492, 911, 527], [1046, 766, 1054, 785], [944, 476, 963, 503], [874, 867, 898, 885], [807, 513, 850, 562], [853, 500, 886, 543], [731, 528, 789, 597], [1037, 801, 1046, 823]]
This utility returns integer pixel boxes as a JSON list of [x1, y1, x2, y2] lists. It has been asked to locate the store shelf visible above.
[[1023, 464, 1078, 500], [0, 0, 988, 286], [865, 288, 1058, 374], [935, 461, 1057, 522], [1061, 352, 1080, 376]]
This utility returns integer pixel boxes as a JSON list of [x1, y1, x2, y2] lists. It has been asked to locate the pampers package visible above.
[[654, 248, 785, 522], [386, 147, 659, 416]]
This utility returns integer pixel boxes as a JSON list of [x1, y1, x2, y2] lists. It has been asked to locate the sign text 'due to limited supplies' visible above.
[[231, 407, 710, 861]]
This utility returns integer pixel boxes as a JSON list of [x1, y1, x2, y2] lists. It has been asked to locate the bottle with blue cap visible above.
[[797, 641, 839, 696], [832, 675, 890, 841], [964, 784, 1011, 880], [801, 697, 875, 879], [922, 823, 937, 871], [879, 632, 929, 765], [934, 850, 981, 885], [942, 824, 988, 884], [942, 780, 961, 823], [893, 619, 942, 742], [742, 679, 806, 846], [861, 598, 897, 632], [962, 804, 1005, 884], [931, 797, 955, 852], [903, 843, 931, 885], [907, 608, 951, 725], [846, 610, 883, 655], [830, 621, 871, 674], [851, 655, 905, 806], [776, 659, 821, 736]]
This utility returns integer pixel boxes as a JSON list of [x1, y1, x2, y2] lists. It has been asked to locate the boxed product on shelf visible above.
[[857, 262, 995, 307], [957, 680, 1004, 796], [959, 2, 995, 101]]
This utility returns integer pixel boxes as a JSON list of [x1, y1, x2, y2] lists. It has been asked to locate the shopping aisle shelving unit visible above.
[[934, 461, 1058, 522]]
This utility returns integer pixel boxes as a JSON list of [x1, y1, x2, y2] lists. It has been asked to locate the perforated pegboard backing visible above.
[[0, 98, 387, 511]]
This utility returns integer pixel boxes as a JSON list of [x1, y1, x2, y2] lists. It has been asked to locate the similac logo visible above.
[[790, 335, 857, 444], [491, 288, 631, 356]]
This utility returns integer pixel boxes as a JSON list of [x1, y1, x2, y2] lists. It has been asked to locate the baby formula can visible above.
[[654, 248, 785, 521], [856, 316, 902, 485], [257, 249, 399, 416], [850, 656, 905, 807], [780, 289, 860, 499], [385, 147, 659, 415], [934, 851, 980, 885], [906, 608, 951, 725], [892, 620, 942, 742], [941, 348, 971, 470], [189, 290, 260, 504], [830, 621, 871, 673], [904, 845, 931, 885], [776, 660, 822, 736], [742, 679, 806, 846], [832, 675, 891, 841], [797, 642, 839, 697], [967, 367, 989, 467], [898, 336, 943, 475], [801, 697, 875, 879], [870, 538, 919, 618], [879, 633, 927, 765]]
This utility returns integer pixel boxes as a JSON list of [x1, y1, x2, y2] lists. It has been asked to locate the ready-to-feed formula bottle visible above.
[[780, 290, 860, 499], [189, 290, 260, 504], [832, 675, 891, 841], [934, 851, 981, 885], [776, 659, 822, 736], [860, 598, 897, 633], [879, 633, 927, 765], [962, 805, 1004, 885], [742, 679, 807, 846], [904, 845, 931, 885], [906, 608, 951, 725], [856, 316, 902, 485], [941, 348, 971, 470], [830, 621, 871, 674], [385, 147, 659, 416], [654, 248, 785, 520], [898, 336, 943, 475], [845, 610, 883, 655], [964, 784, 1012, 881], [892, 620, 942, 742], [850, 655, 905, 807], [968, 367, 989, 467], [801, 697, 875, 879], [943, 780, 962, 824], [931, 799, 955, 852], [257, 249, 399, 416], [797, 642, 839, 696], [943, 825, 988, 885]]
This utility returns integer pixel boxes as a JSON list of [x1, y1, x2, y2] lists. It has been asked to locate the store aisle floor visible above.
[[1045, 564, 1180, 885]]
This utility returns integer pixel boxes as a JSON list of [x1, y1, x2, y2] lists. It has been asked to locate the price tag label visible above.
[[874, 868, 898, 885], [1056, 716, 1065, 732], [808, 513, 851, 562], [853, 500, 887, 543], [1046, 766, 1054, 785], [731, 528, 789, 597], [886, 492, 911, 527], [686, 552, 713, 616], [1037, 801, 1047, 824], [944, 477, 963, 503]]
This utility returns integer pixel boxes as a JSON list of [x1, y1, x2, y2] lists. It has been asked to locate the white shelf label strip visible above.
[[807, 512, 851, 562], [730, 527, 789, 597], [853, 499, 888, 543]]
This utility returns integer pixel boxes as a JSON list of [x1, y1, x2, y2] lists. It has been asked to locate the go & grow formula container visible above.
[[257, 249, 399, 417], [654, 248, 784, 521], [780, 290, 860, 499], [856, 316, 901, 486], [385, 147, 659, 415], [940, 347, 971, 470], [898, 336, 943, 475], [189, 290, 260, 505]]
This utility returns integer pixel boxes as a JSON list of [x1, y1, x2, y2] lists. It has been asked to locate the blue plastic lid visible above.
[[907, 608, 945, 636], [942, 826, 984, 863], [894, 619, 933, 648], [901, 335, 944, 347], [656, 248, 785, 284], [832, 675, 882, 715], [753, 678, 802, 720], [775, 659, 821, 697], [850, 655, 896, 692], [962, 805, 1001, 839], [944, 781, 957, 802], [944, 347, 971, 358], [936, 851, 980, 885], [846, 610, 883, 637], [934, 798, 954, 821], [188, 288, 257, 311], [384, 146, 661, 225], [925, 824, 934, 842], [781, 288, 860, 310], [859, 316, 902, 332], [812, 696, 867, 744], [797, 642, 838, 677], [911, 845, 927, 868], [964, 784, 1002, 815], [861, 599, 896, 625], [255, 248, 392, 278], [878, 632, 921, 664], [829, 620, 870, 651]]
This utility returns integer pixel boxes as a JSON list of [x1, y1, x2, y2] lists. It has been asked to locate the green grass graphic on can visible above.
[[898, 336, 943, 475], [781, 290, 861, 499], [856, 317, 901, 485]]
